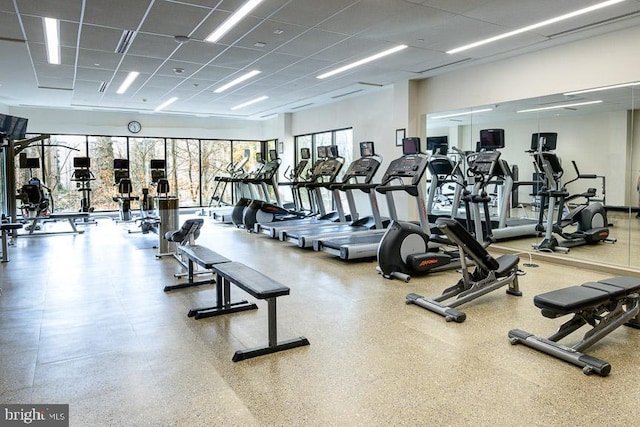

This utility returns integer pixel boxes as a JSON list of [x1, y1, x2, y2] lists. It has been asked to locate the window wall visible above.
[[294, 127, 353, 210], [13, 134, 270, 214]]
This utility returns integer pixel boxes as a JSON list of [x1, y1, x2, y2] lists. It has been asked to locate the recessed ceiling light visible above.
[[317, 45, 408, 79], [231, 95, 268, 110], [116, 71, 139, 94], [564, 81, 640, 96], [155, 97, 179, 112], [43, 17, 60, 64], [447, 0, 626, 54], [205, 0, 263, 43], [254, 42, 266, 47], [174, 35, 190, 44], [517, 100, 603, 113], [273, 29, 284, 35], [431, 108, 493, 119], [214, 70, 261, 93]]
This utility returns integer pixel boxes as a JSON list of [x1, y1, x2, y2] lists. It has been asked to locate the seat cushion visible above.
[[533, 285, 609, 314]]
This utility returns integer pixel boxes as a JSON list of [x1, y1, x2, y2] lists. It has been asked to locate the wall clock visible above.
[[127, 120, 142, 133]]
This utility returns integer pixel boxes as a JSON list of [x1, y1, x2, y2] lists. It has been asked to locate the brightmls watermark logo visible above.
[[1, 405, 68, 426]]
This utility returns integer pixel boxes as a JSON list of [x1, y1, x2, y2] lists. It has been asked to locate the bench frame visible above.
[[163, 245, 230, 292], [509, 277, 640, 376], [406, 218, 523, 323], [20, 213, 89, 236], [187, 261, 310, 362], [1, 222, 23, 262]]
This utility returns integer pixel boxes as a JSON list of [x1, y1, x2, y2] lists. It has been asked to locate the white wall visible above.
[[9, 106, 273, 141], [417, 25, 640, 113]]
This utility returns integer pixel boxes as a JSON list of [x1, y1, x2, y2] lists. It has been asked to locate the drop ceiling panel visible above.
[[0, 11, 23, 40], [269, 0, 359, 28], [118, 55, 165, 73], [170, 40, 226, 64], [126, 33, 178, 59], [77, 49, 122, 69], [422, 0, 495, 15], [139, 1, 212, 36], [0, 0, 15, 13], [232, 20, 309, 51], [16, 0, 81, 22], [274, 29, 348, 57], [79, 24, 126, 52], [75, 67, 115, 83], [191, 64, 236, 81], [83, 0, 150, 30], [317, 0, 422, 35], [209, 46, 265, 68]]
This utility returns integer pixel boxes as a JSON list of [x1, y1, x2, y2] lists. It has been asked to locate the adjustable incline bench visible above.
[[406, 218, 523, 322], [509, 276, 640, 376]]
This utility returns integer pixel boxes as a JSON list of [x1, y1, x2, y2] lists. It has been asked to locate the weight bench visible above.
[[163, 245, 230, 291], [406, 217, 523, 322], [188, 261, 310, 362], [1, 221, 23, 262], [509, 276, 640, 376], [22, 213, 89, 236]]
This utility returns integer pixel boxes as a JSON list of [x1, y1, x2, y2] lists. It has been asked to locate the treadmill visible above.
[[313, 137, 430, 260], [279, 142, 384, 248], [257, 145, 345, 238]]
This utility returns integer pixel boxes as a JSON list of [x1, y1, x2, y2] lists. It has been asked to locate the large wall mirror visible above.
[[426, 82, 639, 270]]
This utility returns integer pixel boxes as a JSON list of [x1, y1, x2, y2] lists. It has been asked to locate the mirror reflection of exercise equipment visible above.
[[112, 158, 138, 221], [71, 156, 96, 225]]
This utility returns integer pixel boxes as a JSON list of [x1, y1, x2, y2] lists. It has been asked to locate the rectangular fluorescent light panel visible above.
[[116, 71, 140, 94], [214, 70, 261, 93], [155, 97, 179, 112], [205, 0, 263, 43], [43, 17, 60, 65], [231, 95, 268, 110], [431, 108, 493, 120], [447, 0, 626, 54], [564, 81, 640, 96], [317, 45, 408, 79], [517, 100, 603, 113]]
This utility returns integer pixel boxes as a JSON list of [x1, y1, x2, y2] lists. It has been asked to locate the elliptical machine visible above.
[[532, 138, 615, 253], [377, 147, 498, 281]]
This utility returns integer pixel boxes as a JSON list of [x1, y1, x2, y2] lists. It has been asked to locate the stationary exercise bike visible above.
[[533, 151, 615, 253]]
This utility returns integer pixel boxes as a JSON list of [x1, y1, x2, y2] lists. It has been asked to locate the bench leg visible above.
[[1, 230, 9, 263], [232, 298, 310, 362], [188, 276, 257, 319], [164, 259, 215, 291]]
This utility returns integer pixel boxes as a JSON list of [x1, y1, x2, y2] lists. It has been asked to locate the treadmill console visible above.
[[340, 157, 381, 183], [468, 150, 501, 177], [312, 158, 343, 181], [380, 155, 428, 186]]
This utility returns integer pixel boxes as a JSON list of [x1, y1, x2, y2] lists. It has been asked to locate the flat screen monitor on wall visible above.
[[0, 113, 28, 140], [530, 132, 558, 151], [426, 136, 448, 155], [402, 137, 421, 155], [479, 129, 505, 151]]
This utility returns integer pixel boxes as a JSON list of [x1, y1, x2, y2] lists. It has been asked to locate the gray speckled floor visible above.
[[1, 216, 639, 426]]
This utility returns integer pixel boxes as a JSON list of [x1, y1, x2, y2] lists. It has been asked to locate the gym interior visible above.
[[2, 1, 640, 426]]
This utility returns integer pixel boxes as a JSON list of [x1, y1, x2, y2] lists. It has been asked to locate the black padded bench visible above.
[[509, 276, 640, 376], [188, 261, 310, 362], [406, 217, 522, 322], [163, 245, 230, 291]]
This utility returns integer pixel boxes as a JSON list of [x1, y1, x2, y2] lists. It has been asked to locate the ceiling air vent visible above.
[[115, 30, 136, 54], [98, 81, 108, 93]]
